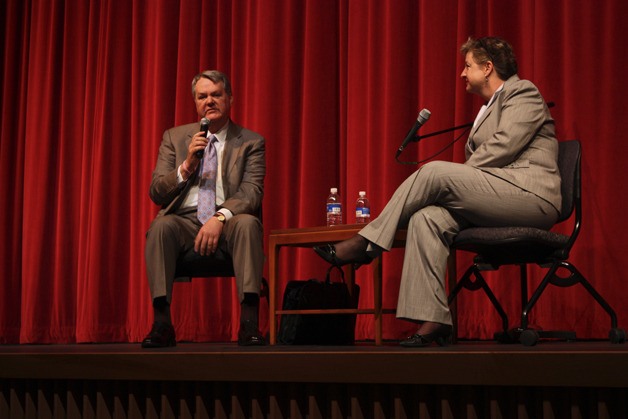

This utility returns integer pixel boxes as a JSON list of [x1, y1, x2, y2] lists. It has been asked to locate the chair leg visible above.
[[556, 261, 625, 343], [554, 261, 618, 329], [519, 264, 528, 320], [520, 260, 626, 345], [523, 260, 619, 329], [521, 262, 559, 329], [448, 265, 509, 333], [516, 262, 574, 345], [447, 265, 476, 305]]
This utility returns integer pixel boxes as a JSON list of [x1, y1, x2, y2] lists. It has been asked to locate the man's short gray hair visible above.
[[191, 70, 233, 98]]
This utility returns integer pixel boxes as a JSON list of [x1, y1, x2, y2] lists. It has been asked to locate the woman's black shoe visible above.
[[400, 324, 452, 348], [313, 243, 373, 269]]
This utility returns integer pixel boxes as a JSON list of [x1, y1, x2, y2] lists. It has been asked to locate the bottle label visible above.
[[327, 203, 342, 214], [356, 207, 370, 216]]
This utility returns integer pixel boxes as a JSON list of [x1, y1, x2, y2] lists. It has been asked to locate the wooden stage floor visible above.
[[2, 340, 628, 418], [2, 340, 627, 388]]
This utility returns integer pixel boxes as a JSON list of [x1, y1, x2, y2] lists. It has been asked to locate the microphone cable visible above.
[[395, 102, 555, 165], [395, 124, 472, 165]]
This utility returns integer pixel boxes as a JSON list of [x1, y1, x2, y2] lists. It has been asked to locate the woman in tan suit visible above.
[[314, 37, 561, 347]]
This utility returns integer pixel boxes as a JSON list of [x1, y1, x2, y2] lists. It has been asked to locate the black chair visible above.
[[447, 140, 626, 346], [175, 246, 238, 280]]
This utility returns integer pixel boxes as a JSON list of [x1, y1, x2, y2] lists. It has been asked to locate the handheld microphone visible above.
[[195, 117, 211, 158], [396, 108, 431, 157]]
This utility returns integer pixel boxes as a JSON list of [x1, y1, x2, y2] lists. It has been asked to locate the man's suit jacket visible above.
[[149, 121, 266, 218], [465, 75, 561, 212]]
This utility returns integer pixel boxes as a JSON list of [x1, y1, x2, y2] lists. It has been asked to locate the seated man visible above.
[[142, 70, 266, 347]]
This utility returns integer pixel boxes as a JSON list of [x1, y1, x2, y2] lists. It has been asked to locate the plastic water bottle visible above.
[[326, 187, 342, 226], [355, 191, 370, 224]]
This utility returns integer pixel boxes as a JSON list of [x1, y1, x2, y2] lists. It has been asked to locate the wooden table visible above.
[[268, 224, 408, 345]]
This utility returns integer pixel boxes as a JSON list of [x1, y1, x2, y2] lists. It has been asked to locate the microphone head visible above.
[[418, 108, 431, 124], [196, 118, 211, 158]]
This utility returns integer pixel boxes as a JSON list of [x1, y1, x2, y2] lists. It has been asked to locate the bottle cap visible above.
[[331, 187, 338, 193], [359, 191, 366, 197]]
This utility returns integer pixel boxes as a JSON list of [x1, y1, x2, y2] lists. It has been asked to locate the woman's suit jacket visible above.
[[465, 75, 561, 213]]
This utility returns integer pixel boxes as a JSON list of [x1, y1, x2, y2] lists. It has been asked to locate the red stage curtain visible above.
[[1, 0, 626, 343]]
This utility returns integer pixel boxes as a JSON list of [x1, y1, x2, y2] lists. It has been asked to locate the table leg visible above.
[[373, 256, 383, 345], [269, 239, 279, 345]]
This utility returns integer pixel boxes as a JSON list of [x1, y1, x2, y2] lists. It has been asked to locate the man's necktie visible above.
[[197, 135, 218, 224]]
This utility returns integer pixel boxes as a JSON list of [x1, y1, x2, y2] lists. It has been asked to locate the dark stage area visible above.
[[2, 340, 627, 418]]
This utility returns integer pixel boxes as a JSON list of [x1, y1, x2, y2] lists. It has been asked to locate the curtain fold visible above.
[[1, 0, 626, 343]]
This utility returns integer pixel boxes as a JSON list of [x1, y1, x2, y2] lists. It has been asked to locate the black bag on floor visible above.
[[278, 266, 360, 345]]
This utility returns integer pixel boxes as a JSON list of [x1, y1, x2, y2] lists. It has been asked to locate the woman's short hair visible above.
[[191, 70, 233, 98], [461, 37, 518, 80]]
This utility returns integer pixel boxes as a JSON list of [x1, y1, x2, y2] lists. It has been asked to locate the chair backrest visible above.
[[556, 140, 581, 223]]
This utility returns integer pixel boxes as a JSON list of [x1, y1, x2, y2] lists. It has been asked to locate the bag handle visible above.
[[325, 265, 345, 284]]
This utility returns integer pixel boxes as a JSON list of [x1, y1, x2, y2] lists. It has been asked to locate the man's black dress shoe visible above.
[[313, 243, 373, 268], [400, 324, 452, 348], [141, 322, 176, 348], [238, 320, 266, 346]]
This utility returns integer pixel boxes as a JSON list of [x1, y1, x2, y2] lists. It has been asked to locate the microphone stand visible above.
[[394, 101, 556, 164], [395, 122, 473, 165], [414, 122, 473, 141]]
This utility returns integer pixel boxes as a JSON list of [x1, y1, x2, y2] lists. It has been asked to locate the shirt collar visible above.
[[486, 83, 505, 108], [210, 121, 230, 143]]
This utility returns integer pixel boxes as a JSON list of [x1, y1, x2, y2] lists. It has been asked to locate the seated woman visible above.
[[314, 37, 561, 347]]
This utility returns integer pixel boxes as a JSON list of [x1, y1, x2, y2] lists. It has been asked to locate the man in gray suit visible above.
[[143, 70, 266, 347], [315, 37, 561, 347]]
